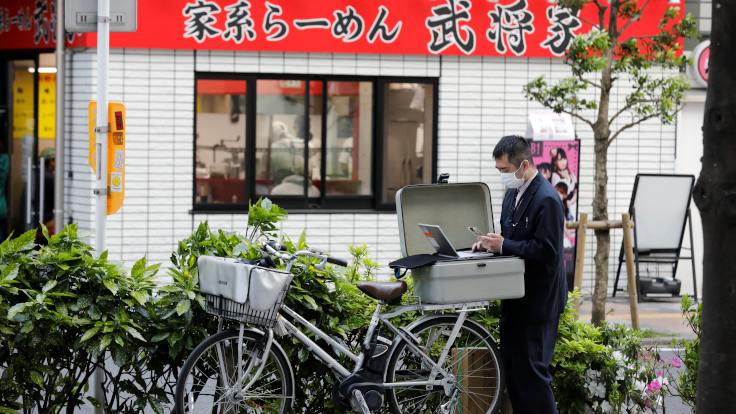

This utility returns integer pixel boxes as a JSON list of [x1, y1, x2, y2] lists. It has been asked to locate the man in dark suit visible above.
[[472, 135, 567, 413]]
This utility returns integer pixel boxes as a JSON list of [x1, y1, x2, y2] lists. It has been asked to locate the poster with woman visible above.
[[531, 140, 581, 283]]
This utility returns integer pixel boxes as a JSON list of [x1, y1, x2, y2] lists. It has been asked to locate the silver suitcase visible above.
[[396, 182, 525, 304]]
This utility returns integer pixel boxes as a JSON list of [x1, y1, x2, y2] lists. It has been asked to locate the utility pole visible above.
[[55, 0, 65, 231], [91, 2, 110, 410]]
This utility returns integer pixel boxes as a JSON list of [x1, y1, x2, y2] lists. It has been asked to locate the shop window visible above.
[[195, 79, 247, 205], [325, 81, 373, 196], [381, 83, 435, 205], [193, 75, 435, 211], [255, 79, 322, 198]]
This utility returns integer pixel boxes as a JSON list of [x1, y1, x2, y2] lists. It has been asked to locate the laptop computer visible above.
[[417, 223, 495, 260]]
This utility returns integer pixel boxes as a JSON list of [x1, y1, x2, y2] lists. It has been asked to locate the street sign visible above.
[[65, 0, 137, 33], [88, 101, 126, 215]]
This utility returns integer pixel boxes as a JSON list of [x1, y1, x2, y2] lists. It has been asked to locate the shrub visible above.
[[0, 225, 198, 413], [552, 292, 674, 413], [671, 294, 700, 409]]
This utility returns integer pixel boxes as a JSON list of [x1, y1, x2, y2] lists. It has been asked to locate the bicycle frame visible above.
[[273, 299, 490, 389], [220, 244, 490, 395]]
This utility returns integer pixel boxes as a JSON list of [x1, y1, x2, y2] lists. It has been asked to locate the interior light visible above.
[[27, 67, 58, 74]]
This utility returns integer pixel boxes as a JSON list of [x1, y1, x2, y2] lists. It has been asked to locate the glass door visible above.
[[3, 53, 57, 239]]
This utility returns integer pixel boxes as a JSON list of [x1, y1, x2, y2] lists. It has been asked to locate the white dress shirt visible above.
[[515, 170, 538, 208], [499, 170, 538, 255]]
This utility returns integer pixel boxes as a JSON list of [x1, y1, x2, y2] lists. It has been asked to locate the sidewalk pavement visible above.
[[577, 295, 696, 344]]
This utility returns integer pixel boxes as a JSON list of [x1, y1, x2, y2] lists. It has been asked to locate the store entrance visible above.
[[0, 52, 57, 240]]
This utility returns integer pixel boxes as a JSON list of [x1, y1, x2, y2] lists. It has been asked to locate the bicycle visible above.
[[174, 239, 504, 413]]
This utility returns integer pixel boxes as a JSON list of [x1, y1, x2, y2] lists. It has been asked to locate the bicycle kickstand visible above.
[[351, 390, 371, 414]]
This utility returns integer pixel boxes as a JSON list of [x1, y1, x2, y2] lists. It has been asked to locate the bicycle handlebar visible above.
[[326, 256, 349, 267], [262, 242, 348, 268]]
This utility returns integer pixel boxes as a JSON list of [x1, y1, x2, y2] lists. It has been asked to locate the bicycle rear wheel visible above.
[[175, 329, 294, 414], [385, 315, 504, 414]]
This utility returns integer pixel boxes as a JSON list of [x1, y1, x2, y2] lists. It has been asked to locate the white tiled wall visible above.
[[64, 49, 677, 294]]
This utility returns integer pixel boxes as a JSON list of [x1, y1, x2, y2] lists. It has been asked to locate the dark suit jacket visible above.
[[500, 173, 567, 322]]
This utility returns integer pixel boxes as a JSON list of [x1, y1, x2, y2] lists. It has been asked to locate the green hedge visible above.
[[0, 200, 686, 413]]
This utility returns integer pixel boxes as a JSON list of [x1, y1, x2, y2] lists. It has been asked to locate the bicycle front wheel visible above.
[[175, 329, 294, 414], [385, 315, 504, 414]]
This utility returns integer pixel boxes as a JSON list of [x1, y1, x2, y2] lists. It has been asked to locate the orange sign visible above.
[[88, 101, 126, 215]]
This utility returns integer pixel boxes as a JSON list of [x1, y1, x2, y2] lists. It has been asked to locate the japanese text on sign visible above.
[[172, 0, 677, 56]]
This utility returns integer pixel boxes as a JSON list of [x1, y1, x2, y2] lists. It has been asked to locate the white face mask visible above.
[[500, 162, 526, 189]]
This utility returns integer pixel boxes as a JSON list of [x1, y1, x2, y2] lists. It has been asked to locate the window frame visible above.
[[191, 72, 439, 213]]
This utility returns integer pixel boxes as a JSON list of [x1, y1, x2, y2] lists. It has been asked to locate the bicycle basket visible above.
[[197, 256, 293, 327]]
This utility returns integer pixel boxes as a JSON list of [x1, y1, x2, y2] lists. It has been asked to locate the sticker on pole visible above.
[[110, 172, 123, 193]]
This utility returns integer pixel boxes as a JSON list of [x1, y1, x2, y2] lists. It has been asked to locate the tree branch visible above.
[[620, 0, 653, 36], [578, 75, 603, 90], [562, 109, 595, 128], [592, 0, 607, 28], [607, 114, 658, 146], [609, 99, 659, 124], [579, 15, 600, 30]]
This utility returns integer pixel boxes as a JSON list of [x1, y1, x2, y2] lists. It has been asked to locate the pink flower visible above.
[[657, 370, 664, 377], [671, 357, 682, 369], [646, 379, 662, 393]]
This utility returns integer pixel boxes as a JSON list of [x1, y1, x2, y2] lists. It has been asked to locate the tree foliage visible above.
[[525, 0, 696, 144]]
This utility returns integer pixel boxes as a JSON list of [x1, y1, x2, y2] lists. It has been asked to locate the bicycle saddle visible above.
[[356, 281, 407, 304]]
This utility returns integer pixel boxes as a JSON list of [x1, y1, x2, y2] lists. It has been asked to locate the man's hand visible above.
[[472, 233, 504, 253]]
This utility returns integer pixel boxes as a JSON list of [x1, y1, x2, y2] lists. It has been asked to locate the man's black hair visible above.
[[493, 135, 533, 167]]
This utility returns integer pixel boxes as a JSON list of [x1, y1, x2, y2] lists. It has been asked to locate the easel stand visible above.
[[567, 213, 640, 330], [612, 208, 698, 303]]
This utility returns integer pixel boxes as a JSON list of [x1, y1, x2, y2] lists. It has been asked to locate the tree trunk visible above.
[[591, 135, 610, 325], [693, 1, 736, 410], [590, 57, 613, 326]]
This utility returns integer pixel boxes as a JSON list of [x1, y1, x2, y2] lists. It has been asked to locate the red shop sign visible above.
[[1, 0, 683, 58], [0, 0, 82, 50]]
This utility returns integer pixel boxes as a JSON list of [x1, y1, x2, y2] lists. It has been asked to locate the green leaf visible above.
[[103, 278, 119, 295], [99, 335, 112, 351], [123, 325, 146, 342], [132, 257, 146, 277], [303, 296, 319, 311], [41, 223, 50, 242], [131, 290, 149, 305], [176, 299, 191, 316], [1, 263, 18, 281], [42, 279, 57, 293], [112, 349, 128, 366], [21, 321, 33, 334], [30, 371, 44, 388], [7, 302, 27, 320], [80, 326, 100, 342], [151, 332, 169, 342]]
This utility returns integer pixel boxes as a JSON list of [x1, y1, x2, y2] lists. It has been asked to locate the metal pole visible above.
[[39, 158, 45, 224], [25, 157, 32, 228], [54, 0, 65, 231], [95, 0, 110, 250], [92, 0, 110, 410]]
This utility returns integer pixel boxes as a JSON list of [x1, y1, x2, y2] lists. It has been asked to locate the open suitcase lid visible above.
[[395, 182, 495, 257]]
